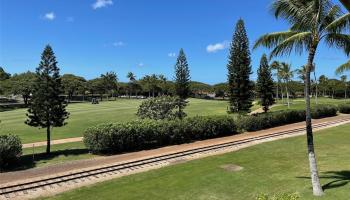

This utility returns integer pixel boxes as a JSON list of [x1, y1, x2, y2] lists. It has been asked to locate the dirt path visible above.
[[3, 114, 350, 188], [23, 137, 83, 148]]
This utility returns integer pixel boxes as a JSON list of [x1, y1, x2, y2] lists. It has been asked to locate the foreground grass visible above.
[[42, 124, 350, 200], [0, 98, 232, 143]]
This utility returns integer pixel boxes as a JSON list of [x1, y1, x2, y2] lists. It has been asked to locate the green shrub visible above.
[[237, 110, 305, 132], [136, 96, 183, 120], [237, 105, 337, 132], [311, 104, 338, 119], [338, 103, 350, 114], [84, 116, 237, 154], [0, 135, 22, 169]]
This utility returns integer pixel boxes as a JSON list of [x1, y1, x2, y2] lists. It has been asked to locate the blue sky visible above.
[[0, 0, 349, 84]]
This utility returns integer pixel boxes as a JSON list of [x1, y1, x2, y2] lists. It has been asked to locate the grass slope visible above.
[[42, 124, 350, 200], [0, 98, 232, 143]]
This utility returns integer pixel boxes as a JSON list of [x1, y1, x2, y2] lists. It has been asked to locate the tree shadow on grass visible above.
[[297, 171, 350, 191], [2, 148, 90, 173]]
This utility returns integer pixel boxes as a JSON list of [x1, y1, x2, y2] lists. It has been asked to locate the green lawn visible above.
[[0, 98, 237, 143], [17, 142, 96, 170], [271, 97, 347, 112], [41, 124, 350, 200]]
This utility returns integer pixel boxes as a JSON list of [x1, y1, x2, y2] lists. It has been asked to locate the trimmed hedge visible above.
[[84, 105, 338, 154], [338, 103, 350, 114], [237, 105, 338, 132], [0, 135, 22, 169], [84, 116, 237, 153]]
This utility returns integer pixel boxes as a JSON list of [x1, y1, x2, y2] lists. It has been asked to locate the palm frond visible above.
[[269, 32, 312, 59], [336, 60, 350, 75], [271, 0, 311, 24], [253, 31, 297, 50], [320, 5, 342, 32], [325, 13, 350, 33], [325, 33, 350, 56]]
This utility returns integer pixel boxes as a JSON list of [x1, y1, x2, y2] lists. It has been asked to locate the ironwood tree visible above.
[[26, 45, 69, 154], [227, 19, 253, 113]]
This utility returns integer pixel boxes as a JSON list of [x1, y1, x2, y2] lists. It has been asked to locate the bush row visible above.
[[338, 103, 350, 114], [84, 116, 236, 153], [0, 135, 22, 169], [84, 105, 339, 154], [237, 105, 338, 132]]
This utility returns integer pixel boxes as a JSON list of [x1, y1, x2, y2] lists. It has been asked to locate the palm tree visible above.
[[127, 72, 136, 98], [158, 74, 167, 95], [340, 75, 348, 100], [296, 64, 318, 103], [271, 61, 283, 101], [254, 0, 350, 196], [279, 63, 293, 108]]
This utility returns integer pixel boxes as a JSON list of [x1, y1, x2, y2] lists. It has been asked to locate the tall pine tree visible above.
[[174, 48, 190, 119], [26, 45, 69, 154], [227, 19, 253, 113], [256, 54, 275, 113]]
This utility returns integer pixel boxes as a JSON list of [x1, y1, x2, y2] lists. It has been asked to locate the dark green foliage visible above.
[[174, 48, 191, 119], [256, 54, 275, 112], [338, 103, 350, 114], [84, 116, 237, 154], [237, 110, 306, 132], [311, 105, 338, 119], [237, 105, 338, 132], [137, 96, 180, 120], [227, 19, 253, 113], [61, 74, 86, 102], [8, 72, 36, 105], [0, 67, 11, 81], [0, 135, 22, 169], [174, 49, 191, 99], [25, 45, 69, 154]]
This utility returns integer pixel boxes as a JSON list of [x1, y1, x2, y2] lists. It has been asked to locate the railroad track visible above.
[[1, 117, 350, 199]]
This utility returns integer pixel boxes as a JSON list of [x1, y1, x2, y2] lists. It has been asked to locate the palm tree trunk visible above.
[[46, 126, 51, 154], [314, 71, 318, 104], [276, 81, 279, 101], [305, 47, 324, 196], [285, 82, 290, 108]]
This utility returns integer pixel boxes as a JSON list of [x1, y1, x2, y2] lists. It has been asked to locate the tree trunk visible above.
[[285, 83, 290, 109], [276, 81, 279, 101], [305, 46, 324, 196], [314, 71, 318, 104], [46, 126, 51, 154]]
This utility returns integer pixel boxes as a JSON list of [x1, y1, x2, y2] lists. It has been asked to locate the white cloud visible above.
[[113, 41, 125, 47], [92, 0, 113, 9], [44, 12, 55, 21], [206, 41, 229, 53], [168, 53, 176, 57], [138, 62, 144, 67]]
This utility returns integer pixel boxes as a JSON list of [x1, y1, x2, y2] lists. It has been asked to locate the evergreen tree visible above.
[[256, 54, 275, 113], [174, 48, 190, 119], [227, 19, 253, 113], [26, 45, 69, 154]]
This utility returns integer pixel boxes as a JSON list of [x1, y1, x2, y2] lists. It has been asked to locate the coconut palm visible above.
[[296, 64, 318, 103], [127, 72, 136, 98], [271, 61, 283, 101], [279, 62, 293, 108], [254, 0, 350, 196], [340, 75, 348, 100]]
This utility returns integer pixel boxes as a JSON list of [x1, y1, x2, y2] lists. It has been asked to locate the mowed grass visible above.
[[0, 98, 234, 143], [270, 97, 347, 112], [41, 124, 350, 200]]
